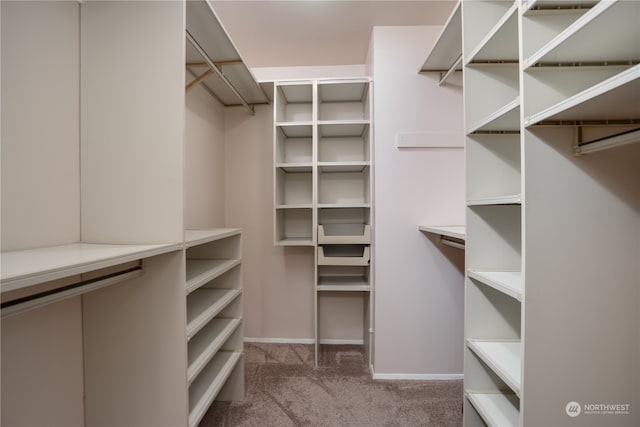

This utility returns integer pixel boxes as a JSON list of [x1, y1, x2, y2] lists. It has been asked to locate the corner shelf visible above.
[[419, 1, 462, 85]]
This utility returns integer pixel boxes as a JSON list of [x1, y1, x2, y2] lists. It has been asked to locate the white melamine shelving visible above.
[[420, 0, 462, 85], [466, 392, 519, 427], [184, 228, 244, 424], [462, 1, 639, 426], [467, 340, 521, 396], [418, 225, 466, 241], [274, 78, 373, 367], [0, 242, 182, 293], [468, 270, 522, 301]]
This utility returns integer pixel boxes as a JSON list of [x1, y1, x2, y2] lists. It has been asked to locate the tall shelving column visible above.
[[273, 81, 316, 246], [273, 78, 373, 366], [315, 79, 373, 366], [518, 1, 640, 426], [185, 229, 244, 427], [462, 1, 522, 425]]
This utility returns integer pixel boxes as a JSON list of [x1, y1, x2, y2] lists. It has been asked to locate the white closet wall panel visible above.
[[185, 83, 226, 229], [1, 297, 84, 427], [522, 128, 640, 426], [225, 105, 315, 340], [80, 1, 184, 244], [0, 1, 80, 251], [370, 26, 465, 375], [82, 251, 189, 426]]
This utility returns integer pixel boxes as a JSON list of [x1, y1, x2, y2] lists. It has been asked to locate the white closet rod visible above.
[[575, 127, 640, 155], [440, 236, 465, 250], [185, 30, 254, 115], [1, 265, 143, 319]]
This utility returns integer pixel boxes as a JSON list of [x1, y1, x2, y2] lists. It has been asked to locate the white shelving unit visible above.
[[273, 78, 374, 366], [463, 1, 639, 426], [185, 228, 244, 427], [420, 1, 462, 85]]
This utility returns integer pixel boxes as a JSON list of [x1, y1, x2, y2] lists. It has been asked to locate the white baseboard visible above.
[[372, 373, 464, 381], [244, 337, 315, 344], [318, 339, 364, 345], [243, 337, 364, 345]]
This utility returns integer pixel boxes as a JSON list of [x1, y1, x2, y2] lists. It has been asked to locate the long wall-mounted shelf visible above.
[[419, 225, 466, 250], [419, 1, 462, 86], [185, 1, 270, 114]]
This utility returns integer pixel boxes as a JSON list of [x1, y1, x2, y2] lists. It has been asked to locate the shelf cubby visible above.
[[275, 125, 313, 165], [318, 245, 370, 267], [275, 208, 314, 246], [318, 166, 370, 206], [275, 82, 313, 123], [466, 205, 521, 273], [188, 350, 243, 427], [187, 318, 242, 384], [466, 133, 520, 203], [317, 266, 370, 292], [318, 224, 370, 245], [318, 125, 370, 163], [186, 289, 241, 339], [523, 0, 640, 68], [464, 63, 519, 134], [467, 340, 521, 396], [465, 1, 518, 64], [318, 81, 370, 122], [521, 7, 592, 62], [524, 64, 640, 126], [185, 260, 241, 295], [275, 167, 312, 206], [462, 0, 518, 64]]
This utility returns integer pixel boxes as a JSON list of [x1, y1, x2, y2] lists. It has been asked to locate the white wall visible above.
[[369, 26, 465, 376], [184, 82, 226, 229], [225, 105, 315, 341], [1, 1, 80, 251]]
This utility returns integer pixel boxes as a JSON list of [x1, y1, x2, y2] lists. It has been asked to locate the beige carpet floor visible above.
[[200, 343, 463, 427]]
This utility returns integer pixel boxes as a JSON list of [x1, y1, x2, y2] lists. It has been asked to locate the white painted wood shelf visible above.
[[419, 225, 465, 240], [188, 350, 242, 427], [318, 224, 371, 245], [465, 391, 519, 427], [466, 339, 521, 397], [467, 194, 522, 206], [187, 317, 242, 383], [468, 270, 523, 301], [467, 97, 520, 134], [0, 242, 182, 293], [184, 228, 244, 426], [466, 2, 519, 64], [420, 0, 462, 83], [317, 276, 370, 292]]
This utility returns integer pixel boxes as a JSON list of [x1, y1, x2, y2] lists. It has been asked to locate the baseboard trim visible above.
[[243, 338, 365, 345], [372, 373, 464, 381], [319, 339, 364, 345], [244, 337, 315, 344]]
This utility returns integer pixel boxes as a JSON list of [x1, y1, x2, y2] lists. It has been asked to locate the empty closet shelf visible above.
[[318, 224, 371, 244], [318, 246, 370, 266], [317, 276, 370, 291]]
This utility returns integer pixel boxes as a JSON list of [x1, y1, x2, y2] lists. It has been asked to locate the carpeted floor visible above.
[[200, 343, 463, 426]]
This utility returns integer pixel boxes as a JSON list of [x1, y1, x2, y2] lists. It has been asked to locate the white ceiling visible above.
[[211, 0, 457, 68]]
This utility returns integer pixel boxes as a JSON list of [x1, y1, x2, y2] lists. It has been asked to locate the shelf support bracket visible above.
[[185, 30, 255, 115], [185, 68, 214, 93]]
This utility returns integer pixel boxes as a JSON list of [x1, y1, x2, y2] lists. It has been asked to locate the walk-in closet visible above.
[[2, 1, 638, 426]]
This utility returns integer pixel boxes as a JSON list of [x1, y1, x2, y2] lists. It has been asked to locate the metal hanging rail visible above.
[[185, 30, 255, 115]]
